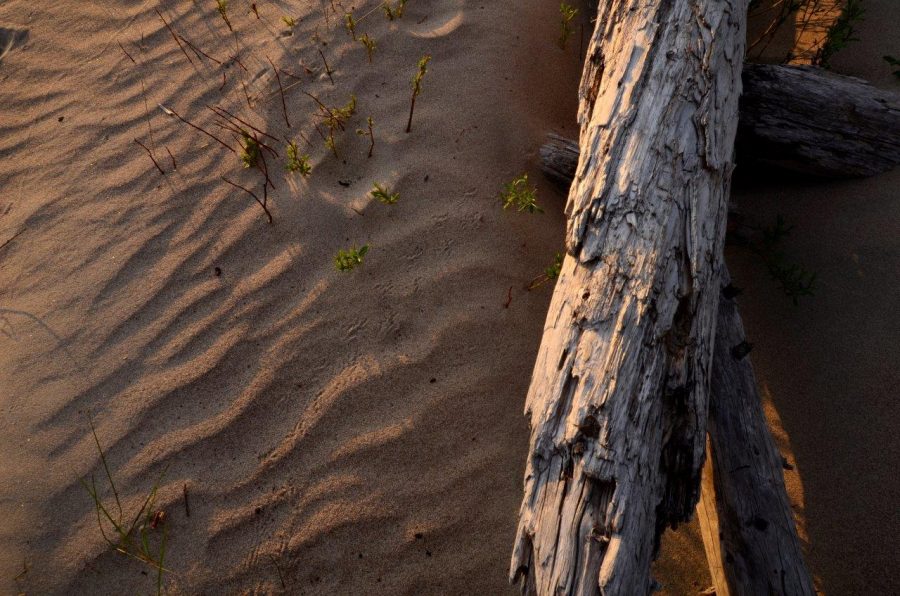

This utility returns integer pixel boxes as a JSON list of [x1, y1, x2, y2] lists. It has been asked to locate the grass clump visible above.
[[884, 55, 900, 79], [81, 416, 171, 595], [558, 3, 578, 49], [755, 215, 816, 304], [528, 252, 564, 290], [371, 182, 399, 204], [360, 33, 376, 63], [216, 0, 233, 32], [406, 55, 431, 133], [383, 0, 407, 20], [344, 12, 358, 40], [501, 174, 542, 213], [281, 15, 297, 30], [335, 245, 369, 271], [814, 0, 864, 67], [239, 131, 261, 169], [285, 141, 311, 176], [357, 116, 375, 157]]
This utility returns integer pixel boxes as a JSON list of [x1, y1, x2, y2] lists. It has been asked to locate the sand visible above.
[[0, 0, 896, 594]]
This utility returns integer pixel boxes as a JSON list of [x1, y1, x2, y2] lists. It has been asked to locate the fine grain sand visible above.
[[0, 0, 897, 594]]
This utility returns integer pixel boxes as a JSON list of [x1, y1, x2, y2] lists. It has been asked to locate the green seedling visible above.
[[307, 93, 357, 157], [281, 15, 297, 30], [239, 130, 261, 169], [406, 55, 431, 133], [558, 3, 578, 49], [528, 252, 564, 290], [814, 0, 864, 67], [344, 12, 358, 40], [360, 33, 376, 63], [382, 0, 407, 20], [371, 182, 399, 204], [81, 416, 171, 595], [285, 141, 312, 176], [501, 174, 542, 213], [216, 0, 233, 32], [335, 245, 369, 271], [357, 116, 375, 157], [884, 55, 900, 79]]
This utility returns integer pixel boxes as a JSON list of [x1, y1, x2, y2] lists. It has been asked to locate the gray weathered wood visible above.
[[539, 129, 816, 596], [541, 64, 900, 181], [696, 271, 815, 596], [510, 0, 748, 593]]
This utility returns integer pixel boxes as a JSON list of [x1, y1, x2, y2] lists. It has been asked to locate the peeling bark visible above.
[[538, 127, 817, 596], [511, 0, 748, 593]]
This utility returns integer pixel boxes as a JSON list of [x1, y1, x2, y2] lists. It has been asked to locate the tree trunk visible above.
[[540, 65, 900, 183], [510, 0, 748, 593], [538, 129, 816, 596], [696, 271, 815, 596]]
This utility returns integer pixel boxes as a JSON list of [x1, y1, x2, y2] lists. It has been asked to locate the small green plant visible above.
[[406, 55, 431, 133], [81, 417, 170, 595], [335, 245, 369, 271], [357, 116, 375, 157], [307, 93, 357, 157], [814, 0, 864, 67], [239, 130, 260, 169], [344, 12, 358, 40], [371, 182, 399, 204], [285, 141, 311, 176], [383, 0, 407, 20], [501, 174, 542, 213], [528, 252, 564, 290], [755, 215, 816, 304], [884, 55, 900, 79], [360, 33, 376, 63], [281, 15, 297, 30], [216, 0, 233, 32], [558, 3, 578, 49]]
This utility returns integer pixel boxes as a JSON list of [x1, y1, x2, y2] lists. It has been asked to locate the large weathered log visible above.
[[510, 0, 747, 593], [541, 64, 900, 182], [539, 144, 816, 596], [696, 275, 815, 596]]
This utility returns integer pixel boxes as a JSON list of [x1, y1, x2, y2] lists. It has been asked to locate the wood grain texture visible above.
[[697, 271, 815, 596], [541, 64, 900, 182], [510, 0, 748, 593]]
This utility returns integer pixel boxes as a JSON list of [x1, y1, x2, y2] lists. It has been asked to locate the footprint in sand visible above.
[[408, 1, 465, 39], [0, 27, 29, 64]]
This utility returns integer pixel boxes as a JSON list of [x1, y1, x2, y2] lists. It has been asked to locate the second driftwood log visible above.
[[540, 146, 815, 596], [541, 64, 900, 181]]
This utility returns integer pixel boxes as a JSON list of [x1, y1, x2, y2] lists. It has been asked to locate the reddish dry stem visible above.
[[222, 177, 273, 223], [155, 9, 196, 67], [134, 139, 166, 175]]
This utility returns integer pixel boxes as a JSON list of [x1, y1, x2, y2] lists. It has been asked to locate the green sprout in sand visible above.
[[285, 141, 311, 176], [406, 55, 431, 133], [216, 0, 233, 32], [371, 182, 399, 204], [335, 245, 369, 271], [383, 0, 407, 20], [281, 15, 297, 31], [528, 252, 564, 290], [558, 3, 578, 49], [344, 12, 358, 40], [360, 33, 376, 63], [239, 131, 261, 169], [357, 116, 376, 157], [501, 173, 542, 213]]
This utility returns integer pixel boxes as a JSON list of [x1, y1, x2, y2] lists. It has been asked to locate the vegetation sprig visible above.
[[406, 55, 431, 133], [286, 141, 312, 176], [501, 174, 542, 213], [558, 4, 578, 49], [371, 182, 399, 204], [335, 245, 369, 271]]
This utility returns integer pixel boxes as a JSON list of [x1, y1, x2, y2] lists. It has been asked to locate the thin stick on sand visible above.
[[134, 139, 165, 175], [221, 176, 273, 223]]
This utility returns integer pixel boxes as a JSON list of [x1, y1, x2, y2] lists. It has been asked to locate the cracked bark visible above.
[[510, 0, 748, 593], [541, 64, 900, 183]]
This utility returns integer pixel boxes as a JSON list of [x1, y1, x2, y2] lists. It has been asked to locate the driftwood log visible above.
[[539, 132, 815, 596], [541, 64, 900, 181], [510, 0, 747, 593], [696, 273, 815, 596]]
